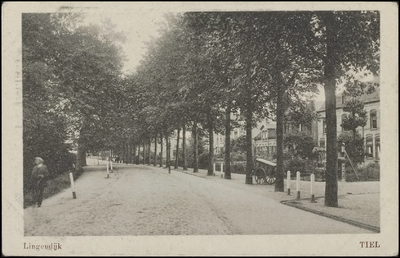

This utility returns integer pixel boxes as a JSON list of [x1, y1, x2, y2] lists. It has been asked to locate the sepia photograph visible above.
[[2, 2, 398, 256]]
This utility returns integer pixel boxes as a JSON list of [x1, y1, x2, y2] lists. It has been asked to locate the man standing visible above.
[[31, 157, 49, 207]]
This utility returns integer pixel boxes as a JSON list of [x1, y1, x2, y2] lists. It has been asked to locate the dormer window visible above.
[[370, 109, 377, 129]]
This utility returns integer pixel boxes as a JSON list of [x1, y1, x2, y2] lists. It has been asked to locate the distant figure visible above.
[[115, 156, 120, 163], [31, 157, 49, 208]]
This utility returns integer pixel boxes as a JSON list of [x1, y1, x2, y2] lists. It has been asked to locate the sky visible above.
[[84, 10, 169, 75]]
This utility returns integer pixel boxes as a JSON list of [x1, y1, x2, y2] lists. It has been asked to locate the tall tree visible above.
[[175, 128, 180, 169], [317, 11, 379, 206], [182, 126, 188, 170]]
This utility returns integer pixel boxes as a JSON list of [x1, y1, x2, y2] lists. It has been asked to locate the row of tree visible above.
[[115, 12, 379, 207], [22, 13, 126, 185], [23, 11, 379, 207]]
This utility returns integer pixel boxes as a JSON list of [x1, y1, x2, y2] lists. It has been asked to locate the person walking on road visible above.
[[31, 157, 49, 207]]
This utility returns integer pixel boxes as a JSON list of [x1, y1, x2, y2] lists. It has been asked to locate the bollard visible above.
[[69, 172, 77, 199], [221, 163, 224, 173], [296, 171, 301, 199], [213, 163, 216, 173], [287, 170, 291, 195], [310, 173, 316, 202], [106, 162, 110, 178], [110, 160, 113, 172]]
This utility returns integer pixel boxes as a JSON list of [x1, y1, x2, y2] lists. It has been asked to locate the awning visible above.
[[255, 158, 276, 167]]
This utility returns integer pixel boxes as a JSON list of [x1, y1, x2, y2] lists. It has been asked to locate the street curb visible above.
[[144, 165, 209, 179], [280, 199, 380, 233], [172, 168, 212, 179]]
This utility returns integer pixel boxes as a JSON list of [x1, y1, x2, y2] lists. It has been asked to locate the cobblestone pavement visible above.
[[24, 163, 376, 236]]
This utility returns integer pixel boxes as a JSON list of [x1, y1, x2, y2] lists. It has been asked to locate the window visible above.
[[319, 138, 325, 148], [375, 134, 380, 160], [366, 134, 373, 159], [370, 109, 377, 129], [341, 114, 346, 131], [341, 94, 346, 105], [322, 119, 327, 134]]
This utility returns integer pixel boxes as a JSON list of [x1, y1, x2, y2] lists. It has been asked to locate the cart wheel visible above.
[[255, 168, 266, 184], [265, 175, 276, 184]]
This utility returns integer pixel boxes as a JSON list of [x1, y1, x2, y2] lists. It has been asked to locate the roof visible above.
[[254, 128, 276, 141], [317, 90, 380, 112], [255, 158, 276, 167], [254, 131, 262, 141]]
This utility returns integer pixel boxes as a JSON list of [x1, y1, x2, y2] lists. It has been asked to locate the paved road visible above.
[[24, 164, 373, 236]]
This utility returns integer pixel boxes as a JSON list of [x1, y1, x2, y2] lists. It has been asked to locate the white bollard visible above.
[[296, 171, 301, 199], [106, 162, 110, 178], [221, 162, 224, 173], [311, 173, 316, 202], [287, 171, 291, 195], [213, 163, 216, 173], [110, 160, 113, 172], [69, 172, 76, 199]]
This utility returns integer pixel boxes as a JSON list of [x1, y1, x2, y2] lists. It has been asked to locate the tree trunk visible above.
[[121, 142, 125, 163], [130, 142, 133, 163], [160, 131, 163, 167], [175, 128, 180, 169], [207, 116, 214, 176], [142, 141, 146, 165], [165, 134, 170, 168], [224, 103, 232, 179], [147, 138, 151, 165], [323, 11, 338, 207], [75, 118, 88, 172], [132, 142, 136, 164], [81, 148, 87, 166], [275, 82, 285, 192], [245, 108, 253, 184], [182, 126, 188, 170], [154, 133, 157, 166], [75, 141, 84, 173], [193, 122, 199, 173], [125, 141, 129, 164], [137, 143, 140, 164]]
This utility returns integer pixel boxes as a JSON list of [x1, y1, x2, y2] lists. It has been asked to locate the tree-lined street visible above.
[[24, 162, 373, 236], [21, 9, 381, 234]]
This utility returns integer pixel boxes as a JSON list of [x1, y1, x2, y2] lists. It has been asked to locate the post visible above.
[[311, 173, 316, 202], [213, 163, 216, 175], [106, 162, 110, 178], [287, 170, 291, 195], [221, 162, 224, 173], [69, 172, 76, 199], [110, 159, 113, 172], [296, 171, 301, 199]]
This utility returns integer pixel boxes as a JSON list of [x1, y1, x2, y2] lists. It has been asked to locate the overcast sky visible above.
[[84, 10, 169, 75]]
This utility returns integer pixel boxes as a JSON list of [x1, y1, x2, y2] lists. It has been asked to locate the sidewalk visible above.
[[168, 165, 380, 233]]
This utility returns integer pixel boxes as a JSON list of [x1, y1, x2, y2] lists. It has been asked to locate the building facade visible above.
[[316, 90, 380, 161]]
